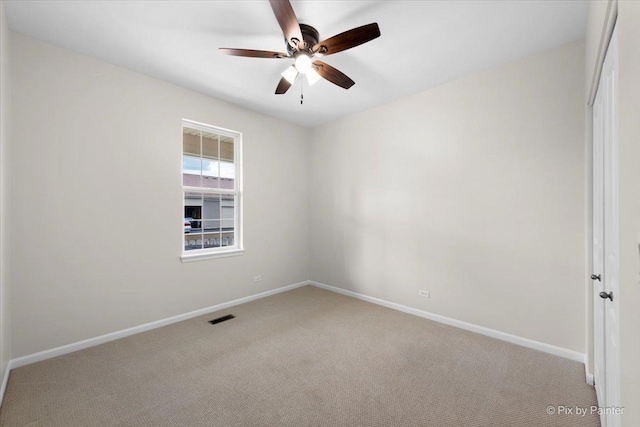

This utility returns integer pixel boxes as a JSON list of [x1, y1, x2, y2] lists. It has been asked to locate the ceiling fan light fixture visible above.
[[281, 65, 298, 84], [306, 68, 321, 85], [295, 54, 312, 74]]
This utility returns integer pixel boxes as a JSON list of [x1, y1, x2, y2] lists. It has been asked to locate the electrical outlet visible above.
[[253, 276, 262, 282], [418, 290, 430, 298]]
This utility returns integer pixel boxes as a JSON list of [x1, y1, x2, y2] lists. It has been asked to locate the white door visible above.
[[592, 24, 620, 427]]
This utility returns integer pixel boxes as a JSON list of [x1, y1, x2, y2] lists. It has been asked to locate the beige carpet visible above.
[[0, 285, 599, 426]]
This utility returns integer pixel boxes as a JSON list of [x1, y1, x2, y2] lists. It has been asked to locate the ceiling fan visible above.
[[219, 0, 381, 95]]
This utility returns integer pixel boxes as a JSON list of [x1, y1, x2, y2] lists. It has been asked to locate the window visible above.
[[181, 119, 243, 262]]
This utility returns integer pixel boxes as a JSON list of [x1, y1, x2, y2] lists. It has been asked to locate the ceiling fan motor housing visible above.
[[287, 24, 320, 56]]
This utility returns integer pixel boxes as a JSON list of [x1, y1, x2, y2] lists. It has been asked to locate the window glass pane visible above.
[[200, 158, 218, 189], [202, 220, 220, 234], [203, 233, 220, 249], [202, 132, 220, 189], [202, 131, 219, 159], [221, 197, 234, 229], [221, 231, 235, 247], [183, 155, 202, 186], [184, 234, 203, 251], [184, 216, 193, 234], [182, 127, 201, 157], [220, 135, 235, 187], [202, 193, 221, 220], [219, 163, 235, 190], [183, 126, 202, 187], [220, 135, 234, 162], [184, 192, 202, 231]]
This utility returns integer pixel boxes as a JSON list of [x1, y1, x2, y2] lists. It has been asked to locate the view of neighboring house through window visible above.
[[182, 120, 242, 258]]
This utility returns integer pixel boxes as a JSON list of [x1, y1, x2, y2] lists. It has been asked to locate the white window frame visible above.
[[180, 119, 244, 262]]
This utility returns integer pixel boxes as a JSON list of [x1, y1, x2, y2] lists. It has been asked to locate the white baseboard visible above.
[[586, 372, 594, 386], [9, 280, 310, 371], [0, 360, 12, 408], [309, 281, 586, 364]]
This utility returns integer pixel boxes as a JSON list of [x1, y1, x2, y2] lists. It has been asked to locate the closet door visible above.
[[592, 24, 620, 427]]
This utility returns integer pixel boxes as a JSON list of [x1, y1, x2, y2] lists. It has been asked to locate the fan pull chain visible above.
[[301, 83, 304, 105]]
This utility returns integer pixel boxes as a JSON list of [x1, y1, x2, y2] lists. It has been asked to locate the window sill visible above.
[[181, 249, 245, 263]]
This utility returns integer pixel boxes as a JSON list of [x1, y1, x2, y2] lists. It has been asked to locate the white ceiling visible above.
[[4, 0, 587, 128]]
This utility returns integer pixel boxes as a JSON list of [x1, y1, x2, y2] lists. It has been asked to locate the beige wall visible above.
[[9, 33, 310, 358], [0, 0, 11, 380], [614, 2, 640, 425], [309, 41, 586, 352]]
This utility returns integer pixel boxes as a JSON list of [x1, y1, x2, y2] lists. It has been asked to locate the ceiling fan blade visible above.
[[269, 0, 303, 49], [312, 23, 380, 56], [219, 48, 289, 59], [275, 76, 293, 94], [313, 61, 355, 89]]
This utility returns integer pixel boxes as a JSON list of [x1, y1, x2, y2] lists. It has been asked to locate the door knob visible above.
[[591, 274, 601, 281], [599, 291, 613, 301]]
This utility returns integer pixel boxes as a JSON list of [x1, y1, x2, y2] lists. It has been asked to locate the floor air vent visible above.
[[208, 314, 236, 325]]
